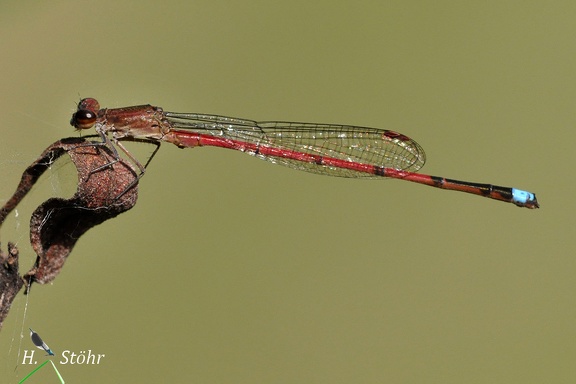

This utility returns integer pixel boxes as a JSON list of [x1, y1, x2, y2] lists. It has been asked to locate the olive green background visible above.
[[0, 1, 573, 383]]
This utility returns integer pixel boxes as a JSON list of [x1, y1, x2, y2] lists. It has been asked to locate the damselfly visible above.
[[70, 98, 539, 208]]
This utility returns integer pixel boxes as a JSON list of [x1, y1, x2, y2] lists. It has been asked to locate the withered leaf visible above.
[[0, 137, 138, 291]]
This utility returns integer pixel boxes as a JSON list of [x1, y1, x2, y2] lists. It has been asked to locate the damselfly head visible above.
[[70, 98, 100, 130]]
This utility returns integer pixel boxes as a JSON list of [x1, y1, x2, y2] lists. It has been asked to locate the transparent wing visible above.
[[164, 112, 426, 178]]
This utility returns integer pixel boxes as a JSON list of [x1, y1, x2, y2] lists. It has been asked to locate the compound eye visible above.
[[70, 109, 97, 129]]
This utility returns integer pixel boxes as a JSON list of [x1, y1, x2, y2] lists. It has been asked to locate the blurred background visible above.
[[0, 1, 573, 383]]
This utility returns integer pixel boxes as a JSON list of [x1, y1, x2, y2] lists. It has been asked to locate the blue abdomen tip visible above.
[[512, 188, 535, 203]]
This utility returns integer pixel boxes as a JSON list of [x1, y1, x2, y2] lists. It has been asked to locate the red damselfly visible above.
[[70, 98, 538, 208]]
